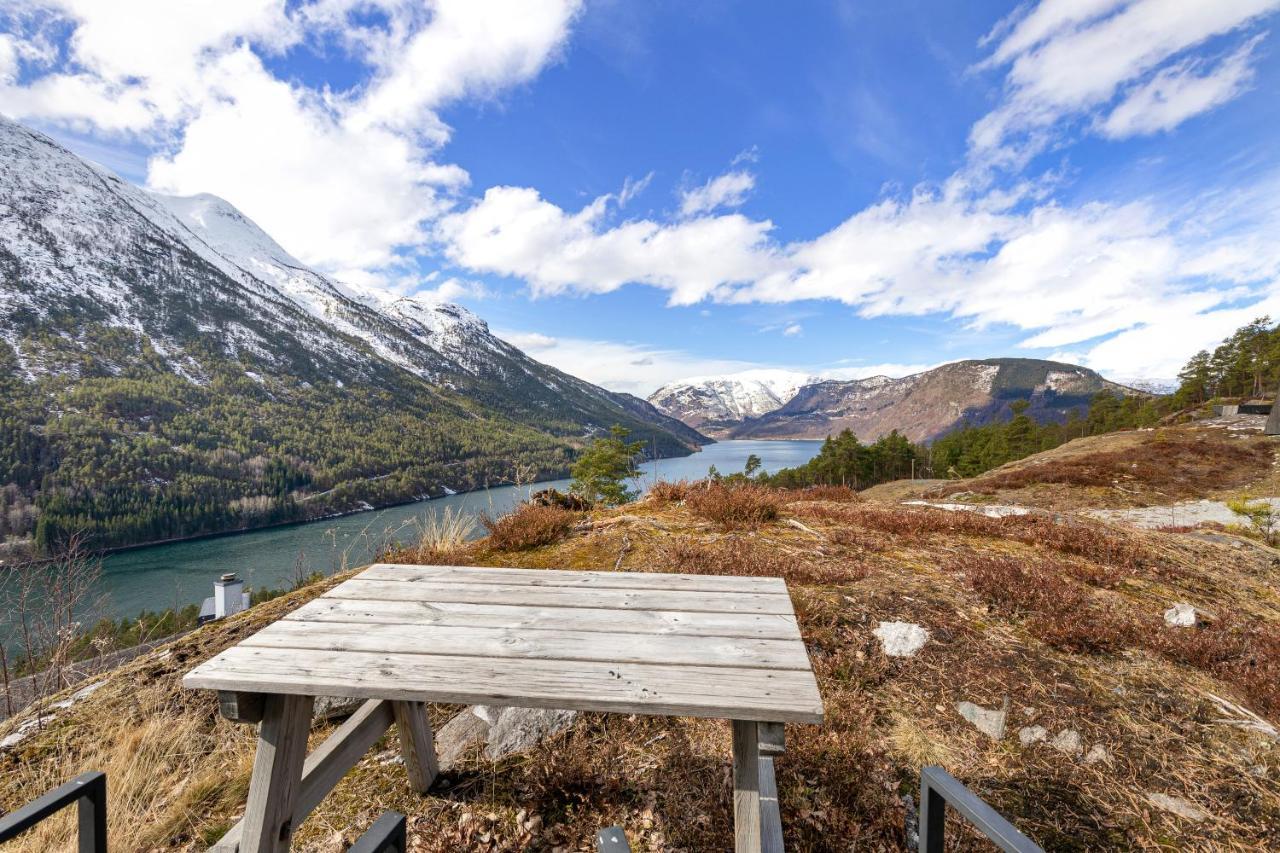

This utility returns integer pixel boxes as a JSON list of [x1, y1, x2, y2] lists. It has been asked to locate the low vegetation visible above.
[[4, 424, 1280, 850], [683, 482, 782, 530], [479, 503, 578, 551]]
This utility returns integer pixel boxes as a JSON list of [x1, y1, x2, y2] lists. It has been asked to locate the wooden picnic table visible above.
[[184, 563, 824, 852]]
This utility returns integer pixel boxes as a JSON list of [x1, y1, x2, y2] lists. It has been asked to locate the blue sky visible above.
[[2, 1, 1279, 395]]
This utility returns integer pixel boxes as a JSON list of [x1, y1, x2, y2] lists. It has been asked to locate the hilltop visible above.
[[650, 358, 1139, 442], [2, 421, 1277, 850]]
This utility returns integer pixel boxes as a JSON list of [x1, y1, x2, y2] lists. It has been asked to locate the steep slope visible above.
[[647, 369, 814, 436], [0, 117, 705, 551], [730, 359, 1137, 442]]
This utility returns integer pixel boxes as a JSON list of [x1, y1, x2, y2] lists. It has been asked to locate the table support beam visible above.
[[238, 694, 313, 853], [215, 699, 395, 852], [392, 700, 439, 793], [732, 719, 762, 853]]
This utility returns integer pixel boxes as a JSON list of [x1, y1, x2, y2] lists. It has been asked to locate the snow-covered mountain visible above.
[[647, 369, 815, 437], [0, 116, 704, 549], [650, 359, 1141, 442]]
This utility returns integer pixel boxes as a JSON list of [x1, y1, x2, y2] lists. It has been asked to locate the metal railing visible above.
[[0, 771, 107, 852], [918, 766, 1043, 853], [348, 811, 407, 853]]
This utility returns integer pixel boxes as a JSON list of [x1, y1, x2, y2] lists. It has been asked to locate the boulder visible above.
[[1049, 729, 1084, 756], [313, 695, 365, 721], [1147, 792, 1210, 822], [432, 705, 579, 770], [1163, 603, 1199, 628], [1018, 725, 1048, 746]]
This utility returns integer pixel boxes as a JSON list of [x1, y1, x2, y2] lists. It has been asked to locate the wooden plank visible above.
[[218, 691, 264, 724], [759, 755, 784, 853], [184, 646, 826, 724], [364, 563, 788, 595], [391, 700, 439, 793], [237, 694, 313, 853], [733, 719, 762, 853], [326, 578, 795, 615], [286, 598, 801, 640], [215, 699, 394, 851], [244, 619, 813, 671]]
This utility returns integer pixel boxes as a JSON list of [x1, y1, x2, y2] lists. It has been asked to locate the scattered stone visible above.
[[1083, 744, 1110, 765], [1049, 729, 1084, 756], [1018, 725, 1047, 746], [956, 700, 1007, 741], [1163, 603, 1199, 628], [872, 621, 930, 658], [1021, 707, 1037, 718], [1147, 792, 1211, 822]]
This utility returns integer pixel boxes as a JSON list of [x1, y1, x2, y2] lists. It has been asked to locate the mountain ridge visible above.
[[0, 116, 705, 552], [649, 358, 1141, 442]]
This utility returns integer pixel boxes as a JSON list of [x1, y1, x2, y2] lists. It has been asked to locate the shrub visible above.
[[1151, 615, 1280, 716], [786, 484, 861, 503], [684, 482, 782, 530], [480, 503, 577, 551], [647, 480, 694, 504], [956, 553, 1137, 654]]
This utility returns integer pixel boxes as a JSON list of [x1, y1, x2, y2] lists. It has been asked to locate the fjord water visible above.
[[97, 440, 822, 621]]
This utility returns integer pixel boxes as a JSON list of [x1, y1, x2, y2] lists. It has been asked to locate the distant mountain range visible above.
[[649, 359, 1140, 442], [0, 117, 705, 551]]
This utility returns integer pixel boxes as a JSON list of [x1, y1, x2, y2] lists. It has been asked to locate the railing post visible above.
[[349, 811, 407, 853], [78, 771, 107, 853], [918, 770, 944, 853]]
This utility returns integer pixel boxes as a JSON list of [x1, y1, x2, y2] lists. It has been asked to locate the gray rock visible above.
[[872, 621, 930, 658], [956, 700, 1007, 740], [1018, 725, 1048, 746], [1146, 792, 1210, 822], [1163, 603, 1198, 628], [1049, 729, 1083, 756], [312, 695, 365, 721], [1083, 744, 1110, 765], [435, 708, 491, 770], [484, 706, 578, 760], [432, 705, 579, 770]]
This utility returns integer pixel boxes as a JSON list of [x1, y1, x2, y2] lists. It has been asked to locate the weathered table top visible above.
[[183, 564, 824, 724]]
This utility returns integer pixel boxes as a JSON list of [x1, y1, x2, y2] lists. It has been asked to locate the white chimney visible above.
[[214, 572, 246, 619]]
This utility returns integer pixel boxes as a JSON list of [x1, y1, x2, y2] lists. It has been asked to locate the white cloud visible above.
[[0, 0, 582, 279], [1098, 36, 1261, 138], [782, 323, 803, 337], [437, 185, 782, 305], [971, 0, 1279, 160], [679, 170, 755, 217], [495, 330, 760, 395]]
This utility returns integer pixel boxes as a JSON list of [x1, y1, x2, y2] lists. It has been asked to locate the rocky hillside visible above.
[[654, 358, 1138, 442], [2, 423, 1277, 850], [0, 117, 705, 551]]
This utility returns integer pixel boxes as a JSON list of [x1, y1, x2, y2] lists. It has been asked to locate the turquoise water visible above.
[[96, 440, 822, 621]]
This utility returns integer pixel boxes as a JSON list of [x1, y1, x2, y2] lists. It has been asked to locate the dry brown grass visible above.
[[684, 482, 782, 530], [646, 479, 694, 504], [479, 503, 577, 551], [6, 432, 1280, 851], [931, 429, 1276, 507], [783, 484, 861, 503]]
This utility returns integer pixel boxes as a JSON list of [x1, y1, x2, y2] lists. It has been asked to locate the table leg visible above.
[[238, 693, 314, 853], [732, 719, 762, 853], [392, 700, 439, 793]]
